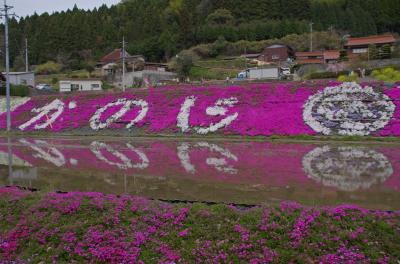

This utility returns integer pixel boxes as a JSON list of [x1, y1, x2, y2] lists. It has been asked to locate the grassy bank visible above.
[[1, 130, 400, 145], [0, 187, 399, 263]]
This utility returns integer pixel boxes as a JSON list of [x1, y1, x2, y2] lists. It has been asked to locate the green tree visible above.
[[206, 9, 234, 26], [170, 50, 197, 80], [12, 55, 26, 72]]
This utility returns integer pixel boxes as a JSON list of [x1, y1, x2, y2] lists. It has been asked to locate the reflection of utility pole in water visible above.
[[7, 137, 13, 185]]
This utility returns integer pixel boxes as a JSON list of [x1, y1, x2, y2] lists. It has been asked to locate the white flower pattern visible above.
[[303, 82, 396, 136]]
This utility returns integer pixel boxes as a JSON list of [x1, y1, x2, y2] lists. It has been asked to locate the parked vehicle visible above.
[[36, 84, 52, 90]]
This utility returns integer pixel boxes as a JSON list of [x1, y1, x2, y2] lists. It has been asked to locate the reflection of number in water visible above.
[[302, 146, 393, 191], [177, 142, 238, 174], [20, 139, 66, 167], [90, 141, 149, 170]]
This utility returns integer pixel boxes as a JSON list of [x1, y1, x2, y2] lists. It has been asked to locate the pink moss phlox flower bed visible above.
[[0, 187, 399, 263], [1, 82, 400, 136]]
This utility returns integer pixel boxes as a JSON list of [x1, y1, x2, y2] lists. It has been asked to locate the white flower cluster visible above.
[[177, 96, 239, 135], [90, 141, 149, 170], [177, 142, 238, 175], [0, 97, 31, 115], [302, 145, 393, 191], [20, 139, 66, 167], [90, 98, 149, 130], [303, 82, 396, 136], [19, 99, 65, 131]]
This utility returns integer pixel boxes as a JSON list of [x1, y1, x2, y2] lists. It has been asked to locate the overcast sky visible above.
[[6, 0, 121, 18]]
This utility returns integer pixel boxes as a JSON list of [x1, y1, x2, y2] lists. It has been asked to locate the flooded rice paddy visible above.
[[0, 137, 399, 210]]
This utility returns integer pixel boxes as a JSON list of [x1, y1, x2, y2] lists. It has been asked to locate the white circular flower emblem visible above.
[[302, 146, 393, 191], [303, 82, 396, 136]]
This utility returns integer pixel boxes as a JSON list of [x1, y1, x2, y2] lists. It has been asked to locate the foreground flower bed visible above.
[[1, 187, 399, 263]]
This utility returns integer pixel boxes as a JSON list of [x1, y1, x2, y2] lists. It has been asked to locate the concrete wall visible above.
[[3, 72, 35, 87], [60, 80, 102, 92]]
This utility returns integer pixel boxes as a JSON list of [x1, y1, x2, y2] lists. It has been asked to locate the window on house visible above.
[[352, 48, 368, 54], [272, 55, 280, 60], [91, 84, 100, 89]]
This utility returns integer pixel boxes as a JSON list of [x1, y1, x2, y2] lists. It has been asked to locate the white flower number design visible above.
[[19, 139, 66, 167], [177, 97, 239, 134], [90, 141, 149, 170], [90, 98, 149, 130], [303, 82, 396, 136], [19, 99, 65, 131], [177, 142, 238, 174], [302, 145, 393, 191]]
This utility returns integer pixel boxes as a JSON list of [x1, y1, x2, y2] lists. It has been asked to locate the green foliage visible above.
[[0, 84, 30, 97], [189, 66, 237, 80], [338, 72, 358, 82], [51, 77, 59, 84], [206, 9, 234, 26], [2, 0, 399, 68], [12, 55, 26, 72], [170, 50, 198, 80], [210, 36, 228, 57], [339, 49, 348, 62], [371, 67, 400, 83], [35, 61, 62, 75], [102, 81, 114, 90], [306, 71, 349, 80]]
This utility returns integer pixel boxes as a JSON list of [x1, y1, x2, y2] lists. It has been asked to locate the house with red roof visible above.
[[344, 34, 396, 58]]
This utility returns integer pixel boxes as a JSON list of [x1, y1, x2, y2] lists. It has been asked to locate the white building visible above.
[[247, 67, 279, 79], [59, 79, 102, 93], [2, 72, 35, 87]]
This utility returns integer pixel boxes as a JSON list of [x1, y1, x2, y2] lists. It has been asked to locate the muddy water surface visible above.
[[0, 137, 399, 210]]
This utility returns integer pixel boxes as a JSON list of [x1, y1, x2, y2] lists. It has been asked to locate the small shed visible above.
[[59, 79, 102, 93], [2, 72, 35, 87]]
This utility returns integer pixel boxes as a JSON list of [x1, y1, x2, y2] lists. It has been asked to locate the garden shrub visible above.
[[338, 72, 358, 82], [306, 71, 349, 80], [35, 61, 62, 75], [0, 84, 30, 97], [372, 67, 400, 83]]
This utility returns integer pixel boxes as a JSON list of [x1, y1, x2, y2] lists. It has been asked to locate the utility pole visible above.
[[1, 0, 15, 132], [122, 36, 126, 92], [310, 22, 314, 52], [25, 38, 29, 72]]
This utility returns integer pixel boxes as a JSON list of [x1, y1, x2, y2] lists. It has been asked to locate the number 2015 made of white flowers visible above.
[[177, 96, 239, 134]]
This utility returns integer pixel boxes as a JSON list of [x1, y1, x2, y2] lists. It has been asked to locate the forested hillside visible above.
[[2, 0, 400, 70]]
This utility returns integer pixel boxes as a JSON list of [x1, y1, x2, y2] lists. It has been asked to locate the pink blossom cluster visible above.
[[1, 82, 399, 136], [0, 187, 398, 263]]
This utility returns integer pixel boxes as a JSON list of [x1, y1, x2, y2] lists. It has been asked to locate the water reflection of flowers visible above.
[[302, 145, 393, 191]]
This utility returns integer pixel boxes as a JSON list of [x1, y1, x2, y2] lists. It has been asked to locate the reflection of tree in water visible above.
[[302, 146, 393, 191]]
